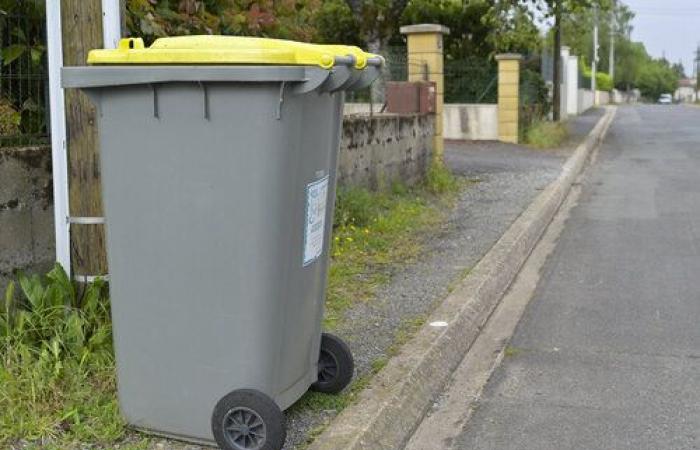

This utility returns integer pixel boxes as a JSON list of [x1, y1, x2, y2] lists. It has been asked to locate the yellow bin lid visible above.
[[88, 36, 380, 70]]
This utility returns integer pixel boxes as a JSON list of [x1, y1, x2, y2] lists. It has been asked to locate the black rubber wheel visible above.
[[310, 333, 354, 394], [211, 389, 286, 450]]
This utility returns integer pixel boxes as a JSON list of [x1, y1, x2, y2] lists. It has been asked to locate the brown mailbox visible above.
[[386, 81, 436, 114]]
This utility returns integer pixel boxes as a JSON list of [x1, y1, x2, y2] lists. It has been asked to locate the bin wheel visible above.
[[211, 389, 286, 450], [311, 333, 354, 394]]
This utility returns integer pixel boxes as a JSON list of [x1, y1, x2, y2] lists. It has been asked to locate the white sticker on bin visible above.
[[303, 175, 329, 266]]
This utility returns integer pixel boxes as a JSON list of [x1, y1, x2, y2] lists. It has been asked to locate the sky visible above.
[[624, 0, 700, 78]]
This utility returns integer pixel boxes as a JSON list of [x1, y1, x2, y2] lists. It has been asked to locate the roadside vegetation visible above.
[[325, 164, 459, 329], [524, 120, 570, 150], [0, 266, 129, 449], [0, 165, 461, 449]]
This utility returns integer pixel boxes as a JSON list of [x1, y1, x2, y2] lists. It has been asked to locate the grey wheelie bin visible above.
[[62, 36, 383, 450]]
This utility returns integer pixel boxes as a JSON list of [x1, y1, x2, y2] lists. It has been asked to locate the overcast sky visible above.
[[624, 0, 700, 77]]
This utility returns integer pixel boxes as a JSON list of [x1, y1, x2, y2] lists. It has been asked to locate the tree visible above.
[[614, 39, 646, 90], [338, 0, 411, 102], [342, 0, 410, 55], [504, 0, 611, 120], [637, 58, 679, 99], [558, 1, 634, 73], [401, 0, 542, 60], [313, 0, 362, 46], [671, 61, 685, 79], [555, 2, 679, 96]]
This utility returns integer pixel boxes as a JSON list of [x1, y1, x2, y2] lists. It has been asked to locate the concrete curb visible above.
[[308, 106, 618, 450]]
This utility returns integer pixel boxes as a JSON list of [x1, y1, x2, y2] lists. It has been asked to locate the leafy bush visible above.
[[582, 62, 615, 92], [595, 72, 614, 91], [0, 0, 49, 142], [125, 0, 321, 44], [524, 120, 569, 149], [0, 97, 21, 136], [0, 264, 120, 446], [520, 68, 550, 130]]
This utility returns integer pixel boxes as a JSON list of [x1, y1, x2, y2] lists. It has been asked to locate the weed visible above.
[[424, 162, 460, 194], [387, 316, 427, 357], [370, 357, 388, 373], [334, 187, 378, 228], [504, 345, 521, 358], [524, 120, 570, 149]]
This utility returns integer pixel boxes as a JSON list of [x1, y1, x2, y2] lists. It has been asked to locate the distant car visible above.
[[658, 94, 673, 104]]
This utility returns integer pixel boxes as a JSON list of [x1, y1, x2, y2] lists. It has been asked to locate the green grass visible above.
[[325, 171, 459, 329], [0, 266, 124, 449], [523, 120, 570, 149], [1, 166, 462, 448]]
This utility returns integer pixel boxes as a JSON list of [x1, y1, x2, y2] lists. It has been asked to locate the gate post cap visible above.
[[495, 53, 523, 61], [400, 24, 450, 35]]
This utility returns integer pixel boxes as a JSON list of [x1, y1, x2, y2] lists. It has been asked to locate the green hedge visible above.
[[582, 63, 613, 92]]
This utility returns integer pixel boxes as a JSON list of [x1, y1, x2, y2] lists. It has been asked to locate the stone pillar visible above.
[[560, 46, 570, 120], [496, 53, 522, 144], [400, 24, 450, 163], [567, 54, 579, 115]]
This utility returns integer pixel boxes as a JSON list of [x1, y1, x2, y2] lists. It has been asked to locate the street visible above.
[[412, 105, 700, 450]]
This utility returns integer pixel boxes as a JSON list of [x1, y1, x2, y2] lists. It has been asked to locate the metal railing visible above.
[[0, 1, 49, 147]]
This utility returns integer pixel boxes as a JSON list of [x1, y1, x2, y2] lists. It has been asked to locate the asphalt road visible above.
[[453, 105, 700, 450]]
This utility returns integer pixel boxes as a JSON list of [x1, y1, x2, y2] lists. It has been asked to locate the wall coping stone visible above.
[[400, 24, 450, 35]]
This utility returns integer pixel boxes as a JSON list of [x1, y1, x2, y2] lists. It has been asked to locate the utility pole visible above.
[[61, 0, 123, 281], [553, 0, 562, 121], [609, 0, 615, 83], [592, 3, 599, 100]]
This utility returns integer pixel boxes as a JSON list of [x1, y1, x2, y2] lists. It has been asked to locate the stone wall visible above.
[[443, 104, 498, 140], [344, 103, 378, 115], [339, 113, 434, 190], [597, 90, 610, 105], [578, 89, 595, 114], [0, 146, 55, 289]]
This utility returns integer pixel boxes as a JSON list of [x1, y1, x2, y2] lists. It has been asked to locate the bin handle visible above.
[[291, 67, 330, 94]]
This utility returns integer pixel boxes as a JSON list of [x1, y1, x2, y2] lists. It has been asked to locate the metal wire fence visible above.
[[345, 46, 412, 105], [444, 56, 498, 104], [0, 1, 49, 147]]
